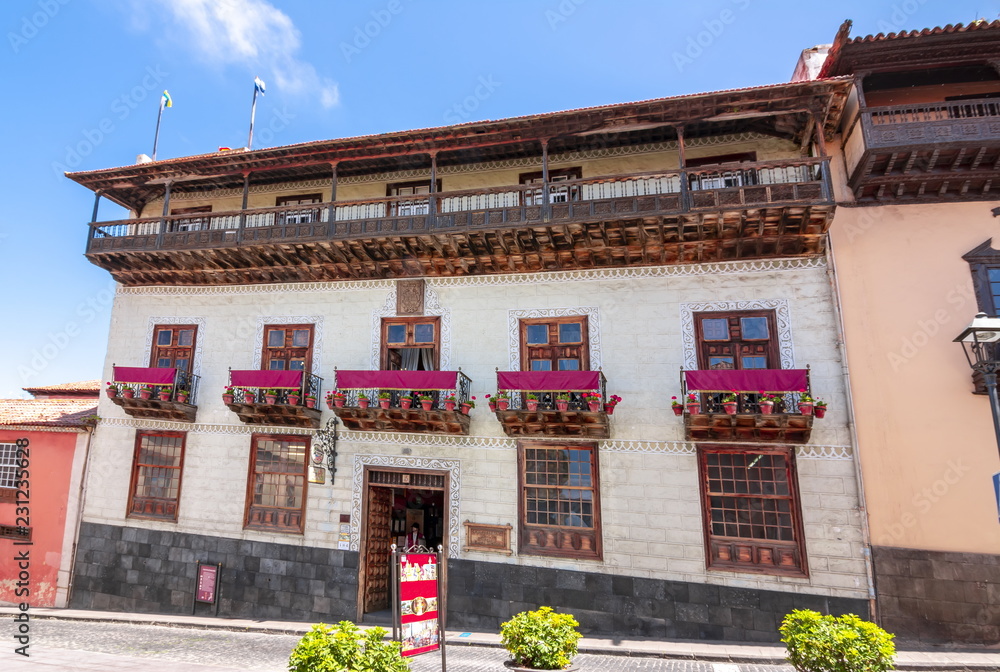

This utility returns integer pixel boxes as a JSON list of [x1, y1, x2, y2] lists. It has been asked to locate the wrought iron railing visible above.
[[333, 371, 472, 410], [679, 368, 810, 414], [868, 97, 1000, 125], [500, 371, 608, 411], [112, 369, 200, 405], [229, 372, 323, 405]]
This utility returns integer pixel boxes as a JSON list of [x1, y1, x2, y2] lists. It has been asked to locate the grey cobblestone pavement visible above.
[[1, 619, 795, 672]]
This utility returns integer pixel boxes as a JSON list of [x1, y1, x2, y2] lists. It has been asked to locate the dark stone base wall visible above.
[[446, 558, 868, 642], [70, 522, 358, 622], [873, 545, 1000, 644]]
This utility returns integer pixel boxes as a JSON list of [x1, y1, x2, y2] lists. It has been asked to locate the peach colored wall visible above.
[[0, 429, 79, 607], [829, 202, 1000, 555]]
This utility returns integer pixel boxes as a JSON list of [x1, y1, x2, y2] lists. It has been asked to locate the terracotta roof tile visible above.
[[849, 20, 1000, 44], [0, 398, 97, 428], [22, 380, 101, 395]]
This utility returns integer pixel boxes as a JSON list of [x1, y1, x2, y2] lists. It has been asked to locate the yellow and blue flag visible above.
[[161, 90, 172, 109]]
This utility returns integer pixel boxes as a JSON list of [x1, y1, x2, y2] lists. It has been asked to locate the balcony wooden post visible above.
[[854, 72, 869, 110], [541, 138, 550, 218], [329, 162, 338, 224], [676, 126, 691, 211], [237, 171, 250, 244], [157, 181, 171, 248], [429, 152, 438, 224], [90, 189, 102, 223]]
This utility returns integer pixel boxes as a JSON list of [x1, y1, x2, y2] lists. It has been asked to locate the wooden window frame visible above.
[[127, 431, 186, 522], [169, 205, 212, 232], [519, 167, 582, 206], [0, 442, 19, 503], [693, 310, 779, 371], [518, 315, 589, 373], [517, 441, 602, 561], [697, 445, 808, 577], [244, 433, 310, 534], [380, 316, 441, 371], [149, 324, 198, 373], [385, 179, 442, 197], [275, 193, 323, 206], [261, 324, 315, 373]]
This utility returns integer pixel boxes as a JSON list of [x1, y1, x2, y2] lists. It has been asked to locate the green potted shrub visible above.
[[500, 606, 581, 671], [780, 609, 895, 672], [288, 621, 409, 672]]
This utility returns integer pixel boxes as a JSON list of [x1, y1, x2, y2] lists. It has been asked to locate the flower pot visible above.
[[723, 402, 738, 415], [265, 395, 277, 405], [588, 401, 601, 412], [334, 397, 345, 408], [139, 390, 152, 400], [526, 400, 539, 411], [287, 395, 300, 406], [671, 405, 683, 416], [305, 398, 315, 409], [814, 406, 826, 418], [421, 400, 433, 411], [556, 400, 569, 411], [497, 399, 509, 411], [604, 403, 616, 414], [122, 389, 134, 399], [759, 402, 774, 415], [222, 393, 234, 405], [488, 402, 497, 412], [400, 398, 412, 409], [177, 394, 189, 404], [159, 391, 171, 401], [685, 402, 700, 414], [244, 392, 256, 404], [460, 403, 472, 415], [444, 401, 456, 411], [106, 389, 117, 399], [379, 399, 390, 409], [358, 399, 369, 409], [798, 402, 814, 416]]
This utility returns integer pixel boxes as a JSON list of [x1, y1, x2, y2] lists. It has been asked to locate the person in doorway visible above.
[[405, 523, 425, 550]]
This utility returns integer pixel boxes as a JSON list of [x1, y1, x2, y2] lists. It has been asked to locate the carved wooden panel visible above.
[[463, 521, 513, 555], [363, 486, 393, 613], [396, 279, 425, 316]]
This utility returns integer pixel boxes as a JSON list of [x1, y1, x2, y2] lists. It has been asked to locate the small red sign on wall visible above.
[[196, 563, 218, 604]]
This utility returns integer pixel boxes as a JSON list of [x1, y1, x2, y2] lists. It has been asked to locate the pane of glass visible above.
[[414, 323, 434, 343], [157, 358, 171, 368], [558, 359, 580, 371], [177, 330, 194, 346], [741, 356, 767, 369], [289, 359, 305, 371], [526, 324, 548, 345], [292, 329, 310, 347], [530, 360, 552, 371], [740, 317, 769, 340], [387, 324, 407, 344], [269, 360, 286, 370], [267, 330, 284, 347], [989, 268, 1000, 281], [558, 322, 582, 343], [702, 318, 729, 340], [709, 356, 734, 369], [156, 330, 172, 346], [175, 358, 189, 372]]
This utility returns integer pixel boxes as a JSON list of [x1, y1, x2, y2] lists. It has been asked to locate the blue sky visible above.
[[0, 0, 995, 398]]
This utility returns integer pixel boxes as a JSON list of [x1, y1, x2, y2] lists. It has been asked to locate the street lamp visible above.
[[954, 312, 1000, 461]]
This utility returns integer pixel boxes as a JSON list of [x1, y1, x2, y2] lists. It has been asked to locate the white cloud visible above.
[[148, 0, 339, 108]]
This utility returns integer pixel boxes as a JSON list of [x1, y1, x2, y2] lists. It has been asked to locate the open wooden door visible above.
[[362, 486, 393, 613]]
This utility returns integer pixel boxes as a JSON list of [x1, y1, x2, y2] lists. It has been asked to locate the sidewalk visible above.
[[3, 606, 999, 670]]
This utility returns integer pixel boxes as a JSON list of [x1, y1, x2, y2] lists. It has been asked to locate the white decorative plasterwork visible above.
[[144, 316, 207, 379], [117, 258, 827, 298], [339, 431, 515, 451], [352, 455, 461, 557], [679, 299, 795, 371], [253, 315, 324, 378], [506, 307, 602, 371], [370, 285, 451, 370], [797, 445, 852, 460], [98, 416, 315, 436]]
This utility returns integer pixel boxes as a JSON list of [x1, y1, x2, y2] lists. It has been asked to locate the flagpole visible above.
[[247, 86, 258, 150], [152, 98, 164, 161]]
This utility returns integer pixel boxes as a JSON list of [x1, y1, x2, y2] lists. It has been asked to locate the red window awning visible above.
[[113, 366, 177, 386], [229, 369, 304, 390], [683, 369, 808, 393], [496, 370, 601, 391], [334, 370, 459, 390]]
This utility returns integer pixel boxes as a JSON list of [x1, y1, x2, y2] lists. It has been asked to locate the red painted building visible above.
[[0, 381, 97, 607]]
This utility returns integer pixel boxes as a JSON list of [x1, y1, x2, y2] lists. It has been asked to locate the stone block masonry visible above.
[[70, 522, 358, 622]]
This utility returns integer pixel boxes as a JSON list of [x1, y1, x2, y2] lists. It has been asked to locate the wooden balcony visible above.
[[84, 159, 834, 286], [329, 370, 472, 436], [684, 412, 813, 444], [848, 98, 1000, 202], [492, 370, 611, 439], [108, 366, 199, 423], [226, 370, 323, 429]]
